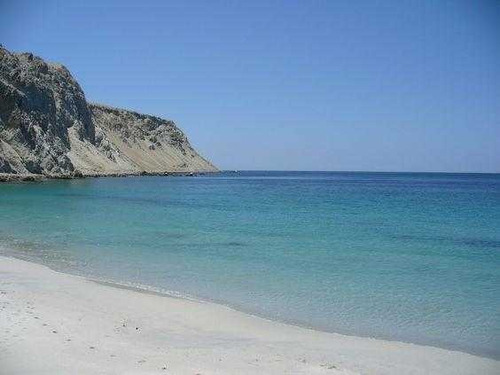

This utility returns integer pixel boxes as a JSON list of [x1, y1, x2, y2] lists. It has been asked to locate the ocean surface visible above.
[[0, 171, 499, 358]]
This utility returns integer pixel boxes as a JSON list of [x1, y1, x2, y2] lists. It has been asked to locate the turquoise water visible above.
[[0, 172, 499, 358]]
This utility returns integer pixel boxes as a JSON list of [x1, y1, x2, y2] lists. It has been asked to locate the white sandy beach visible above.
[[0, 255, 498, 375]]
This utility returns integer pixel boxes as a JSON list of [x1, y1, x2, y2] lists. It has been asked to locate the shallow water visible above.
[[1, 171, 499, 358]]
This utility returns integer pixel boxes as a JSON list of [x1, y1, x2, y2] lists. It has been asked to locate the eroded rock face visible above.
[[0, 46, 217, 176]]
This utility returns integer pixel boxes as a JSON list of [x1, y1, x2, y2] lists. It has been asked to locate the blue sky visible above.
[[1, 0, 499, 172]]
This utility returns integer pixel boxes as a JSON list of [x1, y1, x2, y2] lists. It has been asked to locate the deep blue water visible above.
[[0, 171, 499, 358]]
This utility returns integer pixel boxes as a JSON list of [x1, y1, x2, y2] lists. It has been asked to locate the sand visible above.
[[0, 256, 498, 375]]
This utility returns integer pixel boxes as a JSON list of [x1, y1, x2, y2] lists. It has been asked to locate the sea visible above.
[[0, 171, 499, 358]]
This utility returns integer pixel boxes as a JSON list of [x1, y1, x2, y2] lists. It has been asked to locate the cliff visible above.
[[0, 46, 217, 177]]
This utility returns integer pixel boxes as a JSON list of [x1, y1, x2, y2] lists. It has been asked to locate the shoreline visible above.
[[0, 171, 217, 183], [3, 248, 496, 361], [0, 255, 498, 374], [81, 270, 497, 360]]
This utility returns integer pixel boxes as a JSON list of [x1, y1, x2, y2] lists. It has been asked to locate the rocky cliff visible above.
[[0, 46, 217, 176]]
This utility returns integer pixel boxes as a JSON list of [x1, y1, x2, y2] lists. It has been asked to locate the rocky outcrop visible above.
[[0, 45, 217, 176]]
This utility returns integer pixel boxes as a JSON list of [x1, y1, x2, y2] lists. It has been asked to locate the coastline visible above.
[[0, 171, 216, 183], [0, 255, 498, 374]]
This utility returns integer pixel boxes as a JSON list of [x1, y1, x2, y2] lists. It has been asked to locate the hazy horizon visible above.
[[1, 0, 499, 173], [217, 169, 500, 174]]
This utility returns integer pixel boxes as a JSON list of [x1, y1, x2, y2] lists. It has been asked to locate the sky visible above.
[[1, 0, 499, 172]]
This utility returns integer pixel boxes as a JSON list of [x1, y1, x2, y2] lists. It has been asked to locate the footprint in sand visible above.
[[320, 363, 338, 370]]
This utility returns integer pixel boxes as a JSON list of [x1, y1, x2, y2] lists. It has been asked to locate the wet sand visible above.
[[0, 256, 498, 375]]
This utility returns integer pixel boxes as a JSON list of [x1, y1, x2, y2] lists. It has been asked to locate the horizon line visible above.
[[217, 169, 500, 175]]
